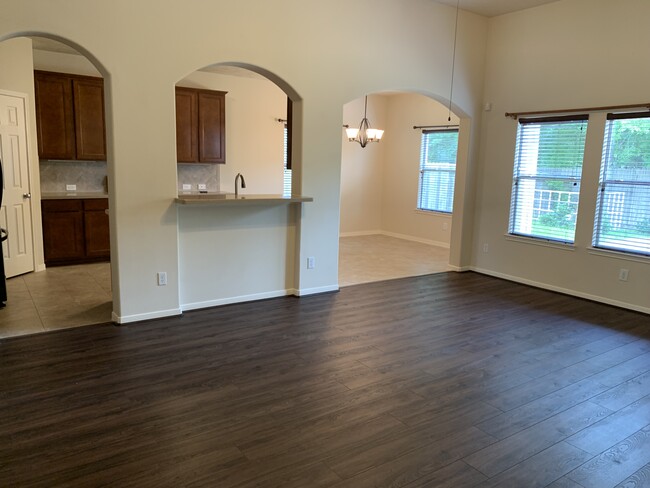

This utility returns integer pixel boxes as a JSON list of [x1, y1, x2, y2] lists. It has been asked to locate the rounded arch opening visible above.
[[173, 60, 302, 197], [339, 89, 468, 287], [0, 31, 116, 333]]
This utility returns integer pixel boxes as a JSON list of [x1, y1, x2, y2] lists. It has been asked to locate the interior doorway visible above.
[[339, 92, 459, 286], [0, 35, 113, 337]]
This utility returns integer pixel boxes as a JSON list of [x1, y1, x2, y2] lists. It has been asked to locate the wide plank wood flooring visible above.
[[1, 272, 650, 487]]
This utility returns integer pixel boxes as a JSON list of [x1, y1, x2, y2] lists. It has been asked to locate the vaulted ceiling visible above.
[[434, 0, 561, 17]]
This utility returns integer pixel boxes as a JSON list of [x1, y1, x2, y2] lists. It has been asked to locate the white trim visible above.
[[340, 230, 450, 249], [112, 308, 182, 324], [293, 284, 339, 296], [340, 230, 383, 238], [181, 289, 291, 311], [381, 231, 450, 249], [587, 247, 650, 264], [471, 266, 650, 315], [448, 265, 472, 272], [414, 209, 452, 218], [504, 234, 576, 251]]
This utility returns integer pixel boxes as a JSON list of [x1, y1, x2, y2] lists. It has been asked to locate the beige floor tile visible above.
[[0, 262, 113, 338], [339, 234, 450, 287]]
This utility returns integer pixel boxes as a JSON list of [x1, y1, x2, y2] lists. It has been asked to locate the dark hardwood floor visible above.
[[1, 272, 650, 487]]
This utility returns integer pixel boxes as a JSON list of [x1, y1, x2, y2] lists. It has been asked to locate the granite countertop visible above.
[[41, 192, 109, 200], [175, 193, 313, 206]]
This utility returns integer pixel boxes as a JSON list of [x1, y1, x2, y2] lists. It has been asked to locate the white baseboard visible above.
[[181, 289, 291, 312], [380, 231, 450, 249], [113, 308, 182, 324], [293, 284, 340, 296], [472, 266, 650, 315], [448, 265, 472, 272], [340, 230, 383, 237], [340, 230, 450, 249]]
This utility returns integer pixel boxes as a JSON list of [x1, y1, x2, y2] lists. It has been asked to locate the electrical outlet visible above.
[[198, 184, 207, 191], [443, 222, 448, 231], [182, 184, 191, 191], [619, 268, 629, 282], [66, 184, 77, 191], [483, 243, 489, 253], [157, 272, 167, 286], [307, 257, 315, 269]]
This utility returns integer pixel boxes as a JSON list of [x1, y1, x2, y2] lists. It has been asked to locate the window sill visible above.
[[504, 234, 576, 251], [414, 209, 452, 217], [587, 247, 650, 264]]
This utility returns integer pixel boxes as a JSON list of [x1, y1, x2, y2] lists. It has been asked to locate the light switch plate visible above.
[[198, 184, 207, 191]]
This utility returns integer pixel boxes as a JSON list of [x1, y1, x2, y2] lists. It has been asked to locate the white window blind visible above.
[[417, 129, 459, 213], [283, 124, 291, 197], [593, 112, 650, 256], [509, 115, 588, 243]]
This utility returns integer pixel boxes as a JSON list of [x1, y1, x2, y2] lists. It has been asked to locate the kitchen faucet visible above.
[[235, 173, 246, 197]]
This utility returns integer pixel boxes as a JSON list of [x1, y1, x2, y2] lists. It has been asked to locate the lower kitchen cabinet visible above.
[[42, 198, 110, 266]]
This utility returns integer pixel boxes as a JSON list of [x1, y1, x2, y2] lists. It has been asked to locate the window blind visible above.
[[593, 112, 650, 256], [417, 129, 459, 213], [283, 124, 291, 197], [509, 115, 588, 243]]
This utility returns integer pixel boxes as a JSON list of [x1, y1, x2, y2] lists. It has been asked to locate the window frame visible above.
[[508, 114, 588, 244], [416, 128, 459, 214], [592, 111, 650, 257]]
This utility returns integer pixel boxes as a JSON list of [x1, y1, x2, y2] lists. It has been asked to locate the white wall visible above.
[[0, 38, 45, 272], [0, 0, 488, 322], [340, 93, 459, 248], [475, 0, 650, 313]]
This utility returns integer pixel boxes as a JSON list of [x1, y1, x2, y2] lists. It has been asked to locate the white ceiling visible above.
[[434, 0, 561, 17]]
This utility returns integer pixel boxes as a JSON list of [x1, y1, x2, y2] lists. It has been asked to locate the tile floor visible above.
[[0, 262, 112, 338], [0, 235, 449, 338], [338, 234, 450, 287]]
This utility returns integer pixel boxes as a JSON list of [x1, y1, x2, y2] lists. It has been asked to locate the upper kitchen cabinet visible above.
[[175, 87, 226, 163], [34, 71, 107, 161]]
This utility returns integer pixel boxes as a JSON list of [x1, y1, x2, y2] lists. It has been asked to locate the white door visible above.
[[0, 91, 34, 278]]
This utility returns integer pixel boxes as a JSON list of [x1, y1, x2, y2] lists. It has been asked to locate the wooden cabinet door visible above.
[[175, 88, 199, 162], [83, 199, 110, 258], [34, 72, 75, 160], [198, 91, 226, 163], [73, 78, 107, 160], [42, 200, 85, 264]]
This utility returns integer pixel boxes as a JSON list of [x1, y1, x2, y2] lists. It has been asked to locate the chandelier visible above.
[[345, 96, 384, 148]]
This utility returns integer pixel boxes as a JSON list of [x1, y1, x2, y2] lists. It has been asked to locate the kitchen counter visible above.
[[41, 192, 109, 200], [175, 194, 313, 206]]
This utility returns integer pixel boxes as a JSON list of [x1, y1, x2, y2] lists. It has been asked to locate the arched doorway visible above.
[[339, 92, 461, 286], [173, 62, 304, 310], [0, 34, 114, 337]]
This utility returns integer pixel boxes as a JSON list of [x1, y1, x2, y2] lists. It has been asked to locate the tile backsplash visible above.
[[39, 160, 220, 193], [177, 163, 219, 192], [40, 160, 107, 193]]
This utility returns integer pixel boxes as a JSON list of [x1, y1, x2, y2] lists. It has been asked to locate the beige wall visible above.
[[339, 94, 386, 235], [475, 0, 650, 313]]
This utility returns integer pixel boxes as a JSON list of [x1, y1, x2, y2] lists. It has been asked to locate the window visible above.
[[283, 124, 291, 197], [509, 115, 588, 243], [417, 129, 458, 213], [593, 113, 650, 256]]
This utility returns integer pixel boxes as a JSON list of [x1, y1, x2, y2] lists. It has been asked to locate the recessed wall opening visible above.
[[0, 34, 114, 337], [174, 62, 305, 311], [339, 92, 460, 286]]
